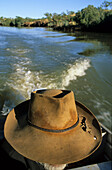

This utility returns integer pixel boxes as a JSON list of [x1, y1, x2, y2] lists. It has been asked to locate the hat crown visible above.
[[28, 89, 78, 130]]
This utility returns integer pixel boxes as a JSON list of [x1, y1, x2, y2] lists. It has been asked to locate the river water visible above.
[[0, 26, 112, 130]]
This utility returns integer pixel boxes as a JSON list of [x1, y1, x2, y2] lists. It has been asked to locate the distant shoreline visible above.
[[0, 5, 112, 33], [0, 23, 112, 34]]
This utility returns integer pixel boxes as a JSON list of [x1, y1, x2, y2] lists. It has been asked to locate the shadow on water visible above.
[[51, 29, 112, 57], [0, 86, 25, 139], [0, 87, 25, 116], [78, 49, 100, 57], [67, 31, 112, 54]]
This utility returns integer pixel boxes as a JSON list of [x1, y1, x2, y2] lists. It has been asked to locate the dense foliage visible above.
[[44, 11, 76, 27], [75, 5, 112, 32], [75, 6, 105, 28]]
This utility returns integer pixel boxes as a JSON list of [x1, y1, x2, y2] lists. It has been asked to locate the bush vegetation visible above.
[[75, 5, 112, 32], [0, 16, 38, 27], [0, 1, 112, 32]]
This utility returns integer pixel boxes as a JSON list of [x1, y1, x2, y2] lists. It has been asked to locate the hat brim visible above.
[[4, 100, 102, 164]]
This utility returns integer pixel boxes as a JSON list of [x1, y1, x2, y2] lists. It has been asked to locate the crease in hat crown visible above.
[[28, 89, 79, 131]]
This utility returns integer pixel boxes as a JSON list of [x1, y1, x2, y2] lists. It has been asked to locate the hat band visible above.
[[27, 117, 79, 133]]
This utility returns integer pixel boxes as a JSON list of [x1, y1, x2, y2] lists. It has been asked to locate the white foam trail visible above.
[[61, 59, 91, 87], [2, 58, 91, 115], [1, 103, 10, 116], [38, 58, 91, 89], [6, 48, 31, 53], [6, 59, 42, 99], [97, 111, 111, 125], [6, 58, 91, 100]]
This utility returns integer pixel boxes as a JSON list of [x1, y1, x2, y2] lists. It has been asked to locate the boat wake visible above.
[[61, 59, 90, 87], [0, 57, 91, 116]]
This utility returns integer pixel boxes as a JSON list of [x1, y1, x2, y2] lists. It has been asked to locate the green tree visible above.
[[75, 5, 105, 28], [52, 13, 58, 21], [101, 1, 112, 9], [61, 12, 66, 17], [15, 16, 24, 27], [2, 18, 12, 26], [67, 10, 75, 15], [44, 13, 52, 21]]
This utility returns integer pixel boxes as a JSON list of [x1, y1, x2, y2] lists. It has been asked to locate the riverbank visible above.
[[0, 5, 112, 33]]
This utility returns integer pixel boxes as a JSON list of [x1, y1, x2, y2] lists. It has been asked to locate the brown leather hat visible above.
[[4, 89, 102, 164]]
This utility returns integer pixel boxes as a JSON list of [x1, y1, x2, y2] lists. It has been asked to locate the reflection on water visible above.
[[78, 48, 100, 56], [0, 27, 112, 132]]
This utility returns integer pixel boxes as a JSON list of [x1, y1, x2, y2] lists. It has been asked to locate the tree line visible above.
[[0, 1, 112, 32], [0, 16, 37, 27], [0, 11, 76, 28]]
